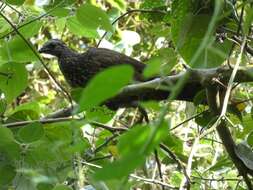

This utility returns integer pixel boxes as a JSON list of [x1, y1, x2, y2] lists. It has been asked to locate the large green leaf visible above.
[[76, 3, 113, 32], [0, 37, 37, 63], [0, 62, 28, 103], [79, 65, 133, 111], [18, 122, 44, 143], [93, 124, 166, 180], [171, 1, 230, 68], [171, 0, 192, 45], [66, 16, 99, 38], [93, 153, 145, 180], [0, 164, 16, 187], [243, 5, 253, 34], [19, 20, 42, 38], [8, 101, 40, 116], [0, 126, 21, 161], [0, 126, 15, 144], [0, 18, 11, 36]]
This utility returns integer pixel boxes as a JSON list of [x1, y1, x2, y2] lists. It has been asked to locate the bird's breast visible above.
[[58, 57, 89, 88]]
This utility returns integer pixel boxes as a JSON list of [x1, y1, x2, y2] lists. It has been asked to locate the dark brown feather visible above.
[[39, 39, 146, 88]]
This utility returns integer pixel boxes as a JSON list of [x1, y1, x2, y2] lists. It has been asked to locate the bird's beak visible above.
[[38, 46, 49, 53]]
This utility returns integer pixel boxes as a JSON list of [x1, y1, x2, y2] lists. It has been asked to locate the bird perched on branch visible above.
[[39, 39, 146, 88]]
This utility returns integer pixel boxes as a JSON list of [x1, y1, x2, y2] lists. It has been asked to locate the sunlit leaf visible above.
[[79, 65, 133, 111], [0, 126, 15, 144], [0, 62, 28, 103], [19, 20, 42, 38], [66, 16, 99, 38], [94, 124, 166, 180], [0, 37, 37, 63], [76, 3, 113, 32]]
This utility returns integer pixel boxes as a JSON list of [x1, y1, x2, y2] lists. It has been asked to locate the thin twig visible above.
[[170, 110, 208, 131], [160, 143, 191, 189], [154, 149, 165, 190], [87, 155, 112, 162], [93, 134, 118, 154], [0, 72, 12, 77], [2, 117, 128, 132], [220, 38, 246, 116], [192, 176, 241, 182]]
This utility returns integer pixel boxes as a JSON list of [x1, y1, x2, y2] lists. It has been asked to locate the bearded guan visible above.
[[39, 39, 146, 88]]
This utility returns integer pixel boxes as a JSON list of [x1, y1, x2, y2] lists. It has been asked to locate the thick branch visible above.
[[40, 66, 253, 118]]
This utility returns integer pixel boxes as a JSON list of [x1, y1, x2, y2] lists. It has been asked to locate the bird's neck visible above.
[[58, 47, 79, 59]]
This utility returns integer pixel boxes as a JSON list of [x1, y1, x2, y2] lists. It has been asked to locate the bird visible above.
[[38, 39, 146, 88]]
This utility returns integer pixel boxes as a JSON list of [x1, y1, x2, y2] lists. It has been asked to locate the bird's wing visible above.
[[82, 48, 146, 81]]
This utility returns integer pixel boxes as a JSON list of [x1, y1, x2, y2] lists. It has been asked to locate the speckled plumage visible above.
[[39, 39, 146, 88]]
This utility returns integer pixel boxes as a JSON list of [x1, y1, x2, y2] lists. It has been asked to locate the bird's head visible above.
[[39, 39, 67, 57]]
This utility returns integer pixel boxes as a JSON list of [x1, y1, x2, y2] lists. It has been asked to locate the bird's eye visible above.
[[50, 44, 56, 49]]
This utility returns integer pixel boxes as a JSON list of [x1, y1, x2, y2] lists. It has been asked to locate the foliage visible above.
[[0, 0, 253, 190]]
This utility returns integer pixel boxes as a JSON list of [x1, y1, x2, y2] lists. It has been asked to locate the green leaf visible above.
[[139, 0, 166, 22], [0, 37, 37, 63], [18, 122, 44, 143], [162, 134, 183, 154], [93, 153, 145, 180], [195, 111, 216, 127], [172, 11, 231, 68], [0, 164, 16, 187], [37, 183, 54, 190], [66, 16, 99, 38], [9, 101, 40, 116], [243, 5, 253, 34], [79, 65, 133, 111], [76, 3, 113, 32], [6, 0, 25, 5], [118, 126, 150, 156], [0, 126, 21, 161], [0, 18, 11, 36], [49, 8, 70, 17], [208, 156, 232, 171], [0, 126, 15, 144], [86, 106, 115, 123], [53, 184, 72, 190], [141, 0, 166, 9], [55, 18, 67, 33], [107, 0, 126, 11], [0, 62, 28, 103], [19, 20, 42, 38], [94, 124, 166, 180], [117, 124, 167, 157], [144, 48, 177, 77], [247, 131, 253, 147], [193, 90, 206, 106]]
